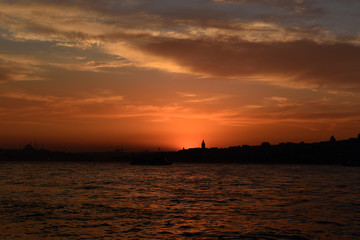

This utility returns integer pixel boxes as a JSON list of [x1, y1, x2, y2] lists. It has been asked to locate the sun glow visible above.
[[1, 1, 360, 151]]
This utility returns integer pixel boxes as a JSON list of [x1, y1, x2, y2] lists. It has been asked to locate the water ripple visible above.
[[0, 163, 359, 239]]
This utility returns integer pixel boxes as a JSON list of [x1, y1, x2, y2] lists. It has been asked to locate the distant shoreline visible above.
[[1, 135, 360, 165]]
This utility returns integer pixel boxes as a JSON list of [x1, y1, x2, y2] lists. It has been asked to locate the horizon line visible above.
[[2, 134, 359, 153]]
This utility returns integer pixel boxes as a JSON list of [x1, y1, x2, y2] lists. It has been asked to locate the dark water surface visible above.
[[0, 162, 359, 239]]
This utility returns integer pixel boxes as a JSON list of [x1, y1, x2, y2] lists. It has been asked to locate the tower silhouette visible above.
[[201, 140, 206, 149]]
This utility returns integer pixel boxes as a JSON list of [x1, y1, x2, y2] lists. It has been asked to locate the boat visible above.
[[130, 154, 172, 165]]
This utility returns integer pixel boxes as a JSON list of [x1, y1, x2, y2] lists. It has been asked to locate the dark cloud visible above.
[[2, 0, 359, 90], [139, 38, 360, 89], [0, 61, 43, 83], [0, 63, 22, 83], [211, 0, 324, 15], [0, 70, 11, 83]]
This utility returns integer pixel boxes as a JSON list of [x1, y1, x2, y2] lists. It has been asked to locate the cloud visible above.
[[178, 92, 198, 98], [0, 91, 124, 105], [50, 59, 133, 72], [1, 89, 360, 136], [1, 0, 360, 90], [177, 92, 230, 103], [0, 55, 45, 82], [0, 90, 234, 125], [185, 95, 229, 103], [0, 1, 343, 48], [0, 90, 129, 127], [264, 96, 288, 103], [139, 38, 360, 89], [327, 90, 356, 97]]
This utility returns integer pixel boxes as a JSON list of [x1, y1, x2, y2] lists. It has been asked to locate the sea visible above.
[[0, 162, 359, 239]]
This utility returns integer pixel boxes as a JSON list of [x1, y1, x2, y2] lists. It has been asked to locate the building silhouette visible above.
[[201, 140, 206, 149]]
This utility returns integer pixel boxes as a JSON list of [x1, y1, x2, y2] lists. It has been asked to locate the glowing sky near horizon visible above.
[[1, 0, 360, 151]]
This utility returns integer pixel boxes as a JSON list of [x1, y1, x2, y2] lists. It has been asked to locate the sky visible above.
[[1, 0, 360, 151]]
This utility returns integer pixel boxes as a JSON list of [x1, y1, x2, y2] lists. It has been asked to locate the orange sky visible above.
[[1, 1, 360, 151]]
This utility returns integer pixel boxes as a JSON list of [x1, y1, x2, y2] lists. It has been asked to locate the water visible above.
[[0, 162, 359, 239]]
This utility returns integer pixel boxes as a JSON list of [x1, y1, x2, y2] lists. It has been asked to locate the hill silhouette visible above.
[[0, 135, 359, 165]]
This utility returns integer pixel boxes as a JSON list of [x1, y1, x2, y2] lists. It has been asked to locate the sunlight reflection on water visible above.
[[0, 162, 359, 239]]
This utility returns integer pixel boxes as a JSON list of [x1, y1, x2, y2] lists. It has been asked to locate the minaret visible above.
[[201, 140, 206, 149]]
